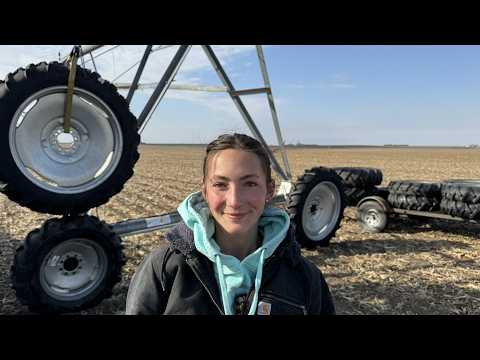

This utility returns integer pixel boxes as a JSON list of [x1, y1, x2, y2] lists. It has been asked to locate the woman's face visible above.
[[202, 148, 275, 238]]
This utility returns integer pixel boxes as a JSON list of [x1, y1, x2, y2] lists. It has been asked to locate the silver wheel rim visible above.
[[39, 238, 108, 301], [364, 209, 381, 227], [302, 181, 342, 241], [9, 86, 124, 194]]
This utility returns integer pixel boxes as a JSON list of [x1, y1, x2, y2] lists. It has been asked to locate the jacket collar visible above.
[[165, 221, 302, 267]]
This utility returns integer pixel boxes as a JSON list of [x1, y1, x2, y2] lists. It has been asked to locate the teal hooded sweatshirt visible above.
[[177, 191, 290, 315]]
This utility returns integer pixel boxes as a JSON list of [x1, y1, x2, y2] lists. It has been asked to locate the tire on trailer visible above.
[[441, 181, 480, 204], [285, 167, 346, 248], [344, 186, 379, 207], [332, 167, 383, 188], [357, 200, 388, 233], [0, 62, 140, 215], [369, 168, 384, 186], [387, 180, 441, 198], [11, 215, 125, 314], [440, 199, 480, 220], [388, 192, 439, 211]]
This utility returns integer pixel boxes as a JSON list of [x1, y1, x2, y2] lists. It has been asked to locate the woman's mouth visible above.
[[225, 213, 247, 220]]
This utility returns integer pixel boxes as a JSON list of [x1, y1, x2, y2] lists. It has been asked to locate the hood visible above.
[[176, 191, 290, 315]]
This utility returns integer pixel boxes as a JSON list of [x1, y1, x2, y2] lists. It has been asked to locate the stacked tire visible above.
[[0, 61, 140, 215], [0, 61, 138, 313], [332, 167, 383, 206], [387, 180, 441, 211], [440, 180, 480, 220], [11, 215, 125, 313]]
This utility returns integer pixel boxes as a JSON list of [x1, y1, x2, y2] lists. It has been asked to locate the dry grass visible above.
[[1, 145, 479, 315]]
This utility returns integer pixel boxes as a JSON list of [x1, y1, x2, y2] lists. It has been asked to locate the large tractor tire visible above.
[[332, 167, 383, 188], [388, 192, 439, 212], [11, 215, 125, 313], [327, 167, 382, 207], [387, 180, 441, 198], [285, 167, 346, 248], [440, 199, 480, 220], [0, 62, 140, 215], [441, 181, 480, 204]]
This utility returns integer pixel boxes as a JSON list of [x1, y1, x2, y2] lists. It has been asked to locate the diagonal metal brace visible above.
[[63, 46, 81, 134], [201, 45, 290, 181]]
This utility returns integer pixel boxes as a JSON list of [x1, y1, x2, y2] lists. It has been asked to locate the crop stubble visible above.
[[1, 145, 479, 314]]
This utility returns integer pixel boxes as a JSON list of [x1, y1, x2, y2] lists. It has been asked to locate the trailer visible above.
[[356, 183, 480, 233], [0, 45, 350, 313]]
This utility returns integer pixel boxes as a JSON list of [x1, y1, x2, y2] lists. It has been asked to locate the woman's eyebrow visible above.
[[211, 174, 260, 181]]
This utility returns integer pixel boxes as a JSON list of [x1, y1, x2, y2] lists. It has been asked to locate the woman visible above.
[[126, 133, 335, 315]]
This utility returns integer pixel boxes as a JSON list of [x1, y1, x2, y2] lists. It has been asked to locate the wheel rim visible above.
[[364, 209, 381, 227], [39, 238, 108, 302], [301, 181, 342, 241], [9, 86, 124, 194]]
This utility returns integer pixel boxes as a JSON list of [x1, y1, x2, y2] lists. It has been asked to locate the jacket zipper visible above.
[[260, 293, 308, 315], [187, 258, 224, 315], [251, 240, 305, 315], [187, 240, 290, 315], [241, 255, 277, 315]]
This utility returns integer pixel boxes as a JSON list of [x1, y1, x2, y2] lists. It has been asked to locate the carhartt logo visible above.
[[257, 301, 271, 315]]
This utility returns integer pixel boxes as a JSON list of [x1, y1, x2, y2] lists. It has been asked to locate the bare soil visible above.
[[1, 145, 479, 315]]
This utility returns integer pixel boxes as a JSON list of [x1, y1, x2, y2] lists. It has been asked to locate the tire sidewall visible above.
[[0, 63, 140, 214], [14, 218, 124, 313], [333, 167, 383, 188], [290, 170, 346, 248]]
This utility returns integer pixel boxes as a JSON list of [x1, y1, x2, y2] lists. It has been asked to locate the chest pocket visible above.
[[258, 292, 307, 315]]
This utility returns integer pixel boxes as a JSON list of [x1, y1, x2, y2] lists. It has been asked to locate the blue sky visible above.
[[0, 45, 479, 146]]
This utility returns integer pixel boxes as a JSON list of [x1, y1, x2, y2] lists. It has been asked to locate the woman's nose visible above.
[[226, 185, 243, 207]]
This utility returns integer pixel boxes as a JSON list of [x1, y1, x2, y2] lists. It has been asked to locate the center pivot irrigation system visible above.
[[0, 45, 350, 313]]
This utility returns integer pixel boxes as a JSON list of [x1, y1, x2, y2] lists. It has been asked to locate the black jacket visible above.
[[125, 222, 335, 315]]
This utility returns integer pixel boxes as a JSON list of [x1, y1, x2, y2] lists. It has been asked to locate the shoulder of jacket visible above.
[[143, 243, 189, 292], [147, 244, 187, 276], [164, 221, 196, 256], [295, 255, 326, 285]]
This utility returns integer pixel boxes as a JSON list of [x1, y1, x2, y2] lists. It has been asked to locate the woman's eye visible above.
[[246, 182, 258, 187], [212, 183, 227, 189]]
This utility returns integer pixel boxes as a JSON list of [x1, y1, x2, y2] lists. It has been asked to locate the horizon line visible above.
[[140, 143, 480, 148]]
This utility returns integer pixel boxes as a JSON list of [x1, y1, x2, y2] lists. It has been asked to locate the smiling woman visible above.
[[126, 133, 336, 315]]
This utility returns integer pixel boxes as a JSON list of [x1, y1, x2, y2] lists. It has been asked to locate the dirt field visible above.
[[1, 145, 479, 315]]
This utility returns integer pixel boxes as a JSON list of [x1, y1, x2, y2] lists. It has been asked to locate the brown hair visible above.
[[202, 133, 272, 183]]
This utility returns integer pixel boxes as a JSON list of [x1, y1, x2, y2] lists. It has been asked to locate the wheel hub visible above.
[[54, 130, 76, 151], [58, 252, 83, 275], [50, 126, 81, 155], [40, 238, 108, 301], [365, 211, 380, 226], [41, 119, 90, 165]]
